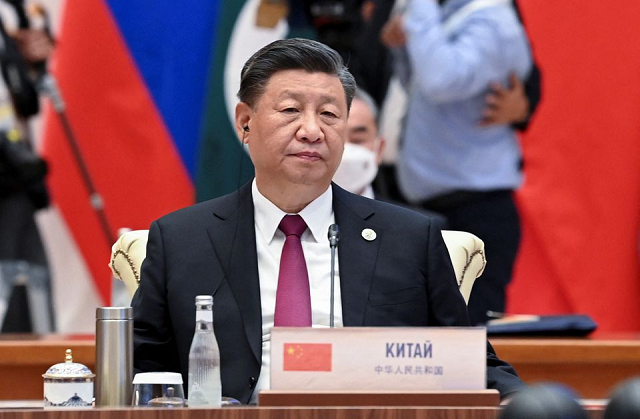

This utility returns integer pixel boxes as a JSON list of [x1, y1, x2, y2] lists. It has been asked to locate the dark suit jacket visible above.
[[132, 182, 524, 403]]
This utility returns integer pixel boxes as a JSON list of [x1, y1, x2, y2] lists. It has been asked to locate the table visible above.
[[491, 335, 640, 399], [1, 334, 639, 400], [0, 406, 606, 419], [0, 334, 94, 401]]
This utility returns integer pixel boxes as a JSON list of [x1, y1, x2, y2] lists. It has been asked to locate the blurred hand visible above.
[[380, 14, 406, 48], [481, 73, 529, 126], [13, 29, 54, 63], [361, 0, 376, 22]]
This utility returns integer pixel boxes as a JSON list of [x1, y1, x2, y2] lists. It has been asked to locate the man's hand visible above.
[[13, 29, 54, 63], [380, 14, 406, 48], [361, 0, 376, 23], [481, 73, 530, 126]]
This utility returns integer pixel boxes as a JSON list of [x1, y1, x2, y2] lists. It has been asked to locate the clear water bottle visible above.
[[188, 295, 222, 407]]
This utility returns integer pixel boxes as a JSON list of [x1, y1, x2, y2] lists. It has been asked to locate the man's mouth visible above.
[[292, 151, 322, 161]]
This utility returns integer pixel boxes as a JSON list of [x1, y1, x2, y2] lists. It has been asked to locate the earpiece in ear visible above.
[[241, 125, 249, 145]]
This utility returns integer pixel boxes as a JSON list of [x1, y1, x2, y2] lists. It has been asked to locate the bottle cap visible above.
[[195, 295, 213, 305], [96, 307, 133, 320]]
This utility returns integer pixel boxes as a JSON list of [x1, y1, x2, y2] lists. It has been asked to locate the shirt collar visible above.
[[361, 185, 375, 199], [252, 179, 334, 244]]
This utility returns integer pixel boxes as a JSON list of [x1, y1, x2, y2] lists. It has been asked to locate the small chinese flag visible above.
[[283, 343, 332, 371]]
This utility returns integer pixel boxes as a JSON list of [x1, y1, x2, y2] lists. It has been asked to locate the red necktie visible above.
[[274, 214, 312, 326]]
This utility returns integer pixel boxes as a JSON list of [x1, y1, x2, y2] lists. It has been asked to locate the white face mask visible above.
[[333, 142, 379, 195]]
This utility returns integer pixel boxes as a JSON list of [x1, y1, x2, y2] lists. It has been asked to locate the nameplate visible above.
[[270, 327, 486, 391]]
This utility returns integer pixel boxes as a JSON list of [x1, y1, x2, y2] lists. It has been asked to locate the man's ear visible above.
[[235, 102, 252, 143], [376, 136, 387, 166]]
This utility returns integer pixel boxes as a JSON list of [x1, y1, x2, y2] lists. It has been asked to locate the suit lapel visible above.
[[204, 183, 380, 361], [207, 183, 262, 363], [333, 185, 381, 326]]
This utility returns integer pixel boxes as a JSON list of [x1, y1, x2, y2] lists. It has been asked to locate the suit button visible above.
[[249, 377, 257, 388]]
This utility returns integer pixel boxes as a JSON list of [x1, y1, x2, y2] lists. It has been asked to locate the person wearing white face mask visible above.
[[333, 88, 385, 198], [334, 88, 448, 229]]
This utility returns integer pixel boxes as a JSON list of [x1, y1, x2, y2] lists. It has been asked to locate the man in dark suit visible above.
[[132, 38, 524, 405]]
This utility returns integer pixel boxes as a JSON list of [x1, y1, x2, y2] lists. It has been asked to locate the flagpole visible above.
[[39, 74, 117, 246], [20, 1, 117, 247]]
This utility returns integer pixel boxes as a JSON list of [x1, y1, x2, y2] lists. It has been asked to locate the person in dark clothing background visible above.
[[0, 5, 55, 332]]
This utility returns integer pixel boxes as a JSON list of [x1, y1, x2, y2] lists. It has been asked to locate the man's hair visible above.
[[237, 38, 356, 110], [354, 88, 379, 123]]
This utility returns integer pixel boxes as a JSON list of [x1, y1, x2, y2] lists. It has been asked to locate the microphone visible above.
[[328, 224, 339, 328]]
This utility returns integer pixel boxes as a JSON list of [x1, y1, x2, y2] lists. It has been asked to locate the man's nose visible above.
[[297, 112, 323, 143]]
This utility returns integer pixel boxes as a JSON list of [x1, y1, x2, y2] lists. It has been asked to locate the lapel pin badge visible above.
[[361, 228, 377, 241]]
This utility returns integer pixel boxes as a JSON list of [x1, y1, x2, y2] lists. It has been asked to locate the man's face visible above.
[[237, 69, 348, 192], [347, 98, 383, 164]]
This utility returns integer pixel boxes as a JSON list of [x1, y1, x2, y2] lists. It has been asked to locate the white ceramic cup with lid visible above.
[[43, 349, 95, 408]]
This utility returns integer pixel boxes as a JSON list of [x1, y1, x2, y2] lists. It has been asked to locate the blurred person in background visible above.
[[381, 0, 532, 325], [289, 0, 393, 105], [333, 87, 447, 226], [0, 3, 54, 332], [332, 88, 385, 199]]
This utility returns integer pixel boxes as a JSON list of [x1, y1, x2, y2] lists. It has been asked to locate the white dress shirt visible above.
[[251, 180, 343, 403]]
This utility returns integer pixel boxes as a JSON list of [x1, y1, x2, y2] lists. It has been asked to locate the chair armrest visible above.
[[109, 230, 149, 297], [108, 228, 485, 304], [441, 230, 487, 304]]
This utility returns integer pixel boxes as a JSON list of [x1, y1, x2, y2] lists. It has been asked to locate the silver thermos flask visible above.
[[95, 307, 133, 406]]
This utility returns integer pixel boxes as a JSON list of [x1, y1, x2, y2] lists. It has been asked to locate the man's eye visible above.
[[282, 108, 298, 113], [321, 111, 337, 118]]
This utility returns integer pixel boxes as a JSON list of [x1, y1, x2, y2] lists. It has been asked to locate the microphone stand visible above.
[[328, 224, 340, 328]]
